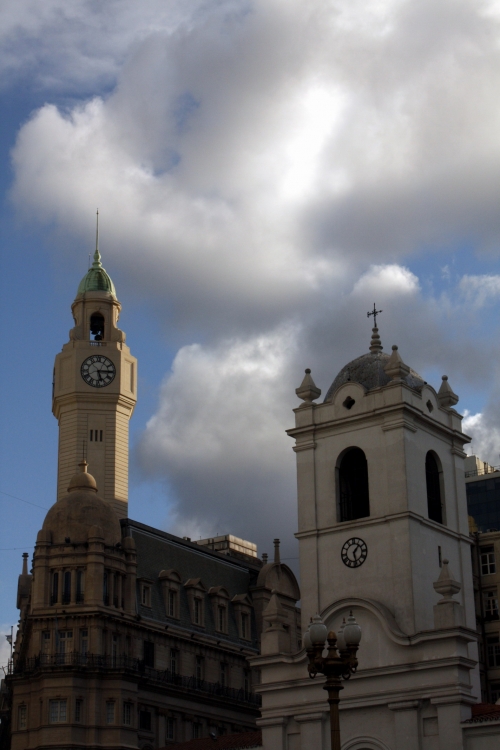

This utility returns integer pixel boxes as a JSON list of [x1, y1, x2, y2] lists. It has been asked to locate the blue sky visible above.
[[1, 0, 500, 663]]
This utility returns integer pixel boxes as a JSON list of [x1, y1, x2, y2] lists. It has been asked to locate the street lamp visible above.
[[303, 611, 361, 750]]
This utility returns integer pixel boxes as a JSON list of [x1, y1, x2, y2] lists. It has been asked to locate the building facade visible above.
[[464, 456, 500, 706], [251, 327, 500, 750], [5, 248, 300, 750]]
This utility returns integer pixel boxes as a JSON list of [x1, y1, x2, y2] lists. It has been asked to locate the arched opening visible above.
[[426, 451, 444, 524], [90, 313, 105, 341], [338, 448, 370, 522]]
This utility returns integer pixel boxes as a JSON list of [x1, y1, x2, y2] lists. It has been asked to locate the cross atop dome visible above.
[[367, 303, 383, 354]]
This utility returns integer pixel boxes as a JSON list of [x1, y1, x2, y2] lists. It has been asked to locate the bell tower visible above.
[[52, 221, 137, 518]]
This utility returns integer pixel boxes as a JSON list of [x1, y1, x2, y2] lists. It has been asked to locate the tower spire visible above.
[[367, 303, 383, 353], [92, 209, 102, 269]]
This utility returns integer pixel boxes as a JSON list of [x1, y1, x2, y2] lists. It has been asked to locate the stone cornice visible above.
[[295, 510, 473, 545], [287, 401, 469, 446]]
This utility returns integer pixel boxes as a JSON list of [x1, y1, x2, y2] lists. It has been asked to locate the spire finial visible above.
[[92, 209, 102, 268], [367, 303, 383, 353]]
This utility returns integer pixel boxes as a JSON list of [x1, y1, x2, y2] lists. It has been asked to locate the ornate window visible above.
[[426, 452, 444, 524], [139, 709, 152, 731], [481, 546, 496, 575], [166, 717, 175, 740], [49, 699, 67, 723], [337, 448, 370, 522], [487, 636, 500, 667], [143, 640, 155, 668], [62, 570, 71, 605], [195, 655, 204, 684], [76, 570, 85, 603], [123, 702, 132, 726], [106, 701, 115, 724], [170, 648, 178, 675], [220, 662, 227, 687], [18, 705, 27, 730], [51, 571, 59, 605], [485, 590, 499, 620], [75, 699, 83, 722]]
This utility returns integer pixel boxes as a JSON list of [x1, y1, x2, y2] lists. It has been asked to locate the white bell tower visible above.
[[253, 321, 481, 750]]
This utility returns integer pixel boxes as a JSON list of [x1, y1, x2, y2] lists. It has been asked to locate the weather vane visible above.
[[367, 303, 382, 327]]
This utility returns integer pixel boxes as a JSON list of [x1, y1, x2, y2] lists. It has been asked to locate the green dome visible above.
[[77, 248, 116, 297]]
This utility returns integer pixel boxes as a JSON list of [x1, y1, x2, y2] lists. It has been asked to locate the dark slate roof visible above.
[[122, 520, 260, 650], [324, 351, 424, 401], [164, 730, 262, 749]]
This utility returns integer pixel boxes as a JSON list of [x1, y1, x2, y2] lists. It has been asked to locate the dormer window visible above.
[[241, 612, 249, 640], [90, 313, 105, 341], [209, 586, 230, 634], [141, 584, 151, 608], [231, 593, 253, 641], [159, 569, 181, 619], [194, 598, 202, 625], [184, 579, 206, 627], [218, 605, 227, 633]]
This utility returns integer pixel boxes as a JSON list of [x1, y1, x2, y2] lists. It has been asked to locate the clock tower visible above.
[[52, 234, 137, 519]]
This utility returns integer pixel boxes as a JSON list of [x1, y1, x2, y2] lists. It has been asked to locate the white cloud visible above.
[[463, 411, 500, 466], [10, 0, 500, 339], [138, 326, 299, 550], [6, 0, 500, 557], [352, 264, 420, 298], [459, 274, 500, 308]]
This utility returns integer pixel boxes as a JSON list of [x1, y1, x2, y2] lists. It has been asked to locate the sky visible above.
[[1, 0, 500, 667]]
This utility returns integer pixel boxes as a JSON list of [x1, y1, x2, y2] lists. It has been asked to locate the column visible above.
[[388, 700, 420, 750]]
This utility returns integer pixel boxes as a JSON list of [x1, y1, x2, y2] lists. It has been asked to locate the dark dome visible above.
[[324, 329, 424, 401], [42, 461, 121, 545]]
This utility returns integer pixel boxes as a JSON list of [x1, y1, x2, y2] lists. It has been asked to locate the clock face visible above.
[[341, 537, 368, 568], [81, 355, 116, 388]]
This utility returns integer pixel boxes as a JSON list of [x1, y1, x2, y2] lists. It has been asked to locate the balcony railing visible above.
[[465, 466, 500, 478], [7, 652, 261, 708], [89, 341, 107, 347]]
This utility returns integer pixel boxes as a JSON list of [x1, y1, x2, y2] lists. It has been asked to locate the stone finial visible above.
[[273, 539, 281, 564], [437, 375, 459, 408], [260, 590, 290, 655], [433, 559, 464, 629], [295, 369, 321, 407], [369, 327, 383, 353], [262, 552, 268, 564], [22, 553, 29, 575], [383, 345, 410, 381]]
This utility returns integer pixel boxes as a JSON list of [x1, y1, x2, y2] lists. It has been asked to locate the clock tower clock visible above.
[[52, 234, 137, 519]]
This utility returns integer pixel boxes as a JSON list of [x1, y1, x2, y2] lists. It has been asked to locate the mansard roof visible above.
[[123, 519, 261, 650]]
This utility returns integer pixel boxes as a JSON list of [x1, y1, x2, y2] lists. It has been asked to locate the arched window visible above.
[[426, 452, 443, 524], [90, 313, 105, 341], [338, 448, 370, 522]]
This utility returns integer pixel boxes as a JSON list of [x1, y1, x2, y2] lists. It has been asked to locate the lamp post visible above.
[[303, 611, 361, 750]]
